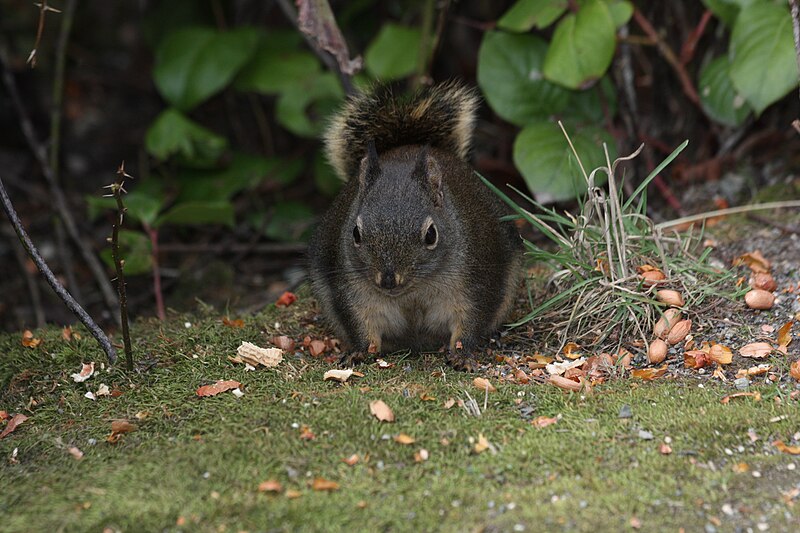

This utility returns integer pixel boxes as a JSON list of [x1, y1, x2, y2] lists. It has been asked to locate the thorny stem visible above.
[[0, 174, 116, 365], [108, 163, 134, 370], [28, 0, 61, 67]]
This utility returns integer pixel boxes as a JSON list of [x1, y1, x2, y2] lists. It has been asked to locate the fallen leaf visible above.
[[67, 446, 84, 460], [684, 350, 709, 369], [739, 342, 773, 358], [777, 321, 794, 350], [275, 291, 297, 307], [369, 400, 394, 422], [631, 365, 668, 380], [272, 335, 296, 351], [419, 393, 436, 401], [309, 340, 327, 357], [736, 364, 772, 378], [299, 425, 316, 440], [134, 411, 149, 420], [733, 250, 771, 273], [285, 489, 302, 499], [473, 377, 496, 393], [394, 433, 415, 445], [721, 392, 762, 404], [111, 420, 136, 434], [0, 411, 8, 421], [791, 360, 800, 381], [732, 462, 750, 473], [474, 433, 490, 454], [342, 454, 359, 466], [562, 342, 582, 360], [236, 342, 282, 368], [773, 440, 800, 455], [222, 317, 245, 328], [531, 415, 560, 429], [196, 380, 242, 397], [21, 330, 41, 348], [311, 477, 339, 491], [513, 368, 530, 384], [70, 362, 95, 383], [324, 369, 354, 383], [0, 413, 28, 439], [258, 480, 283, 493], [548, 375, 582, 391], [708, 344, 732, 365]]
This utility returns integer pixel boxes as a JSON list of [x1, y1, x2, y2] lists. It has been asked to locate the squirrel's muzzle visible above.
[[376, 269, 401, 291]]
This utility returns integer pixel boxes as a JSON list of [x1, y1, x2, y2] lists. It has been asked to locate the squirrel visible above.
[[308, 81, 523, 371]]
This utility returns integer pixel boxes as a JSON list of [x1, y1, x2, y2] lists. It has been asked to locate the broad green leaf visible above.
[[155, 201, 235, 227], [275, 72, 344, 137], [235, 49, 320, 94], [543, 0, 616, 89], [730, 2, 796, 115], [477, 31, 571, 125], [261, 202, 315, 242], [177, 153, 302, 202], [497, 0, 567, 32], [606, 0, 633, 27], [365, 24, 422, 80], [513, 121, 615, 202], [100, 230, 153, 276], [560, 76, 617, 123], [314, 152, 342, 197], [122, 192, 164, 227], [699, 56, 751, 127], [701, 0, 757, 26], [154, 27, 260, 111], [145, 108, 228, 166]]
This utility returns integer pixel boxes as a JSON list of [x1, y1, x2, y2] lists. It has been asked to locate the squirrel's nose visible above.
[[378, 270, 399, 290]]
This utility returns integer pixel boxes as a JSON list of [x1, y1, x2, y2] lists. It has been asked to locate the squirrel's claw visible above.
[[339, 350, 370, 366], [445, 350, 480, 373]]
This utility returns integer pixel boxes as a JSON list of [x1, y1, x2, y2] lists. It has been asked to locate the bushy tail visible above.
[[324, 81, 479, 181]]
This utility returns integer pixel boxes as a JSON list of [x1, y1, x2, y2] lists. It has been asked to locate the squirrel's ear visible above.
[[413, 147, 443, 208], [357, 140, 380, 189]]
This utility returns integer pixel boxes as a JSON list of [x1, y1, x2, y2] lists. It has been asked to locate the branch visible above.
[[107, 163, 134, 370], [0, 175, 116, 365]]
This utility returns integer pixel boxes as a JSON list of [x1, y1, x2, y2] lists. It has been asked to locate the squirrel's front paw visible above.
[[339, 351, 371, 366], [445, 350, 480, 372]]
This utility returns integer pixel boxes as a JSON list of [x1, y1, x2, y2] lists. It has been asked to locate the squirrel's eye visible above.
[[352, 225, 362, 246], [424, 223, 438, 249]]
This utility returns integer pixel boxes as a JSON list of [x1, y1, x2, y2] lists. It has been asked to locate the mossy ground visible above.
[[1, 293, 799, 533]]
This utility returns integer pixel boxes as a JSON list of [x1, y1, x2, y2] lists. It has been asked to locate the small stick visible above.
[[106, 163, 134, 370], [27, 0, 62, 67], [0, 175, 116, 364], [679, 9, 713, 65], [657, 200, 800, 230]]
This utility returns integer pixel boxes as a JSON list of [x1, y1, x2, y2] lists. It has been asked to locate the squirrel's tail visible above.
[[324, 80, 479, 181]]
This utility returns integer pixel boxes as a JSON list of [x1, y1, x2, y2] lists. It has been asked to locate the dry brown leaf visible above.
[[562, 342, 581, 360], [0, 413, 28, 439], [708, 344, 733, 365], [531, 415, 560, 429], [311, 477, 340, 491], [394, 433, 415, 445], [285, 489, 302, 499], [196, 380, 242, 397], [773, 440, 800, 455], [721, 392, 761, 404], [473, 377, 496, 392], [323, 369, 354, 383], [309, 340, 327, 357], [790, 360, 800, 381], [342, 454, 359, 466], [732, 462, 750, 473], [70, 362, 95, 383], [631, 365, 668, 380], [0, 411, 8, 421], [275, 291, 297, 307], [369, 400, 394, 422], [739, 342, 773, 359], [21, 330, 41, 348], [733, 250, 771, 273], [222, 317, 245, 328], [474, 433, 490, 454], [736, 364, 772, 378], [258, 480, 283, 493], [548, 375, 582, 391], [419, 393, 436, 401], [777, 321, 794, 350], [271, 335, 296, 351], [111, 420, 136, 434], [299, 425, 316, 440]]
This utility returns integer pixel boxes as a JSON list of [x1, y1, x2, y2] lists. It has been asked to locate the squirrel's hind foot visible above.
[[339, 350, 371, 367], [445, 350, 480, 373]]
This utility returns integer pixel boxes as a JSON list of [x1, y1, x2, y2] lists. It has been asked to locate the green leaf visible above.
[[275, 72, 344, 137], [100, 230, 153, 276], [314, 152, 342, 197], [153, 27, 261, 111], [497, 0, 567, 32], [699, 56, 751, 127], [477, 31, 571, 126], [543, 0, 616, 89], [513, 121, 615, 202], [364, 24, 423, 80], [701, 0, 756, 27], [145, 108, 228, 166], [260, 202, 315, 242], [177, 153, 302, 202], [123, 192, 164, 227], [155, 201, 235, 227], [729, 2, 796, 115], [560, 76, 617, 124], [235, 48, 320, 94], [606, 0, 633, 27]]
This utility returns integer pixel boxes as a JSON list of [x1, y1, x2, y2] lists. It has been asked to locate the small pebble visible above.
[[638, 430, 654, 440], [619, 405, 633, 419], [734, 377, 750, 390]]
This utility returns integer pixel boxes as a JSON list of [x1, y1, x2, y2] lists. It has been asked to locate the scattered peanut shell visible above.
[[738, 342, 773, 359], [656, 289, 685, 307], [708, 344, 732, 365], [654, 309, 682, 339], [647, 339, 668, 364], [667, 319, 692, 345], [745, 289, 774, 310], [237, 342, 283, 367], [323, 369, 354, 383], [641, 270, 666, 286], [749, 272, 777, 292]]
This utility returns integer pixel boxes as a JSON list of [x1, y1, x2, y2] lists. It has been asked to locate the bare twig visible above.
[[105, 163, 134, 370], [0, 43, 120, 322], [679, 9, 713, 65], [0, 175, 116, 364], [28, 0, 62, 67], [657, 200, 800, 230]]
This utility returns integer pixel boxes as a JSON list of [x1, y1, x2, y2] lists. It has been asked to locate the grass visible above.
[[2, 297, 799, 532]]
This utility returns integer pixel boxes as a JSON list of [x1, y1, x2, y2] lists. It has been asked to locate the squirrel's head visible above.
[[344, 144, 455, 295]]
